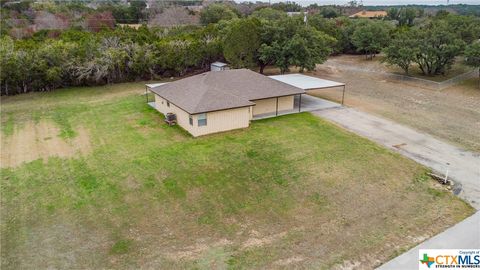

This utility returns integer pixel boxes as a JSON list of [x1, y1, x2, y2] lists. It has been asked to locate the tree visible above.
[[383, 31, 419, 75], [414, 21, 464, 75], [351, 20, 392, 60], [318, 7, 340, 18], [387, 7, 399, 21], [148, 6, 199, 27], [222, 18, 261, 68], [286, 27, 334, 72], [309, 15, 349, 54], [0, 36, 18, 95], [200, 4, 238, 25], [441, 14, 480, 44], [270, 1, 301, 12], [258, 18, 334, 74], [387, 7, 422, 26], [257, 17, 301, 73], [85, 11, 115, 32], [251, 7, 287, 21], [464, 42, 480, 88]]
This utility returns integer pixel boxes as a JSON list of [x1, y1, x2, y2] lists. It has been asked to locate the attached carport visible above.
[[269, 74, 346, 106], [145, 83, 168, 108]]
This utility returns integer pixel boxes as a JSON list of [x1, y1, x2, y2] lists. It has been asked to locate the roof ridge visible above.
[[193, 75, 252, 112]]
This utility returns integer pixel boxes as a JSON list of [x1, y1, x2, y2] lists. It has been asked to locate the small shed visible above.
[[210, 62, 229, 72]]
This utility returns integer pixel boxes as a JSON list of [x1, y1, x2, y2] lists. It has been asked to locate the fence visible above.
[[331, 62, 478, 90], [384, 69, 478, 90]]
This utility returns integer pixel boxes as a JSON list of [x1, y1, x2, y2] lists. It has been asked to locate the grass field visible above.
[[0, 83, 474, 269]]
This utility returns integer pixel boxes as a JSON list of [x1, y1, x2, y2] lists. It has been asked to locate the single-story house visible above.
[[148, 69, 305, 137]]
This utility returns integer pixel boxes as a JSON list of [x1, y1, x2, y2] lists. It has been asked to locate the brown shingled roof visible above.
[[150, 69, 305, 114]]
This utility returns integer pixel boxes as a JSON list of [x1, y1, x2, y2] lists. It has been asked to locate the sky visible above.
[[238, 0, 480, 6]]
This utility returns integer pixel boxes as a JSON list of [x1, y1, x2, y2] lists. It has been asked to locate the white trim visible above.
[[146, 83, 168, 88]]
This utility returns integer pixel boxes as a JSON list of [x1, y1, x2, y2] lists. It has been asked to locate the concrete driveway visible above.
[[312, 106, 480, 269], [296, 94, 340, 112]]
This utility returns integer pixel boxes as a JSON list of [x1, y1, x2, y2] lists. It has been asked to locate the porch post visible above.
[[276, 97, 279, 116], [298, 94, 302, 112], [145, 86, 149, 103], [341, 85, 345, 106]]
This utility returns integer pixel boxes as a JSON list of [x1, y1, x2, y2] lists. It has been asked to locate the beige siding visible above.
[[154, 94, 251, 137], [154, 94, 195, 135], [154, 94, 296, 136], [252, 96, 295, 116], [190, 107, 251, 137], [252, 98, 276, 116], [277, 96, 294, 112]]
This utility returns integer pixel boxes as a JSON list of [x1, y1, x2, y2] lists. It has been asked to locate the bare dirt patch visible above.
[[241, 231, 287, 250], [163, 239, 233, 260], [1, 121, 91, 168]]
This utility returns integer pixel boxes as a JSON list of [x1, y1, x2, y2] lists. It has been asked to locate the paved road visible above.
[[312, 106, 480, 269], [377, 212, 480, 270], [312, 107, 480, 209]]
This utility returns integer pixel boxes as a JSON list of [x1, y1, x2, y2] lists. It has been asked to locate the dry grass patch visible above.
[[1, 121, 91, 168]]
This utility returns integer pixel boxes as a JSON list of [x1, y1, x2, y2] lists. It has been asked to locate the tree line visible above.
[[383, 14, 479, 76], [0, 12, 335, 96], [1, 3, 479, 95]]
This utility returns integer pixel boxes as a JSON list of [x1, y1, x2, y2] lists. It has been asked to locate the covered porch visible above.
[[253, 74, 345, 120], [145, 82, 168, 109], [269, 73, 346, 105], [252, 94, 340, 120]]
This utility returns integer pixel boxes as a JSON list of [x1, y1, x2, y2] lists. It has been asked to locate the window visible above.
[[197, 113, 207, 126], [189, 115, 193, 126], [167, 101, 170, 107]]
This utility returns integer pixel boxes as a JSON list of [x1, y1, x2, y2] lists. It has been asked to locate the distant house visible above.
[[286, 11, 304, 17], [186, 5, 204, 13], [349, 10, 387, 19], [148, 6, 200, 27], [117, 24, 142, 29], [147, 69, 305, 137]]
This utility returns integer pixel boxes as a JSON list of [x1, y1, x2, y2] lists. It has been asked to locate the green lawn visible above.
[[0, 83, 474, 269]]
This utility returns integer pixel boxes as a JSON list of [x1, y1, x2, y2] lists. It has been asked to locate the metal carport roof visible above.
[[268, 74, 345, 90], [269, 74, 346, 105]]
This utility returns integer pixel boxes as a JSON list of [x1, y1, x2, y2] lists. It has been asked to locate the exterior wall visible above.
[[154, 94, 251, 137], [277, 95, 294, 112], [154, 94, 196, 135], [190, 107, 251, 137], [252, 95, 295, 116]]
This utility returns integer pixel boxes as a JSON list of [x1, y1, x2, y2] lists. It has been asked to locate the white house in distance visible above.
[[146, 69, 346, 137]]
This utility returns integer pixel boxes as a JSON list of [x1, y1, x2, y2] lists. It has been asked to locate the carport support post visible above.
[[276, 97, 278, 116], [298, 94, 302, 112], [145, 86, 149, 103], [341, 85, 345, 106]]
